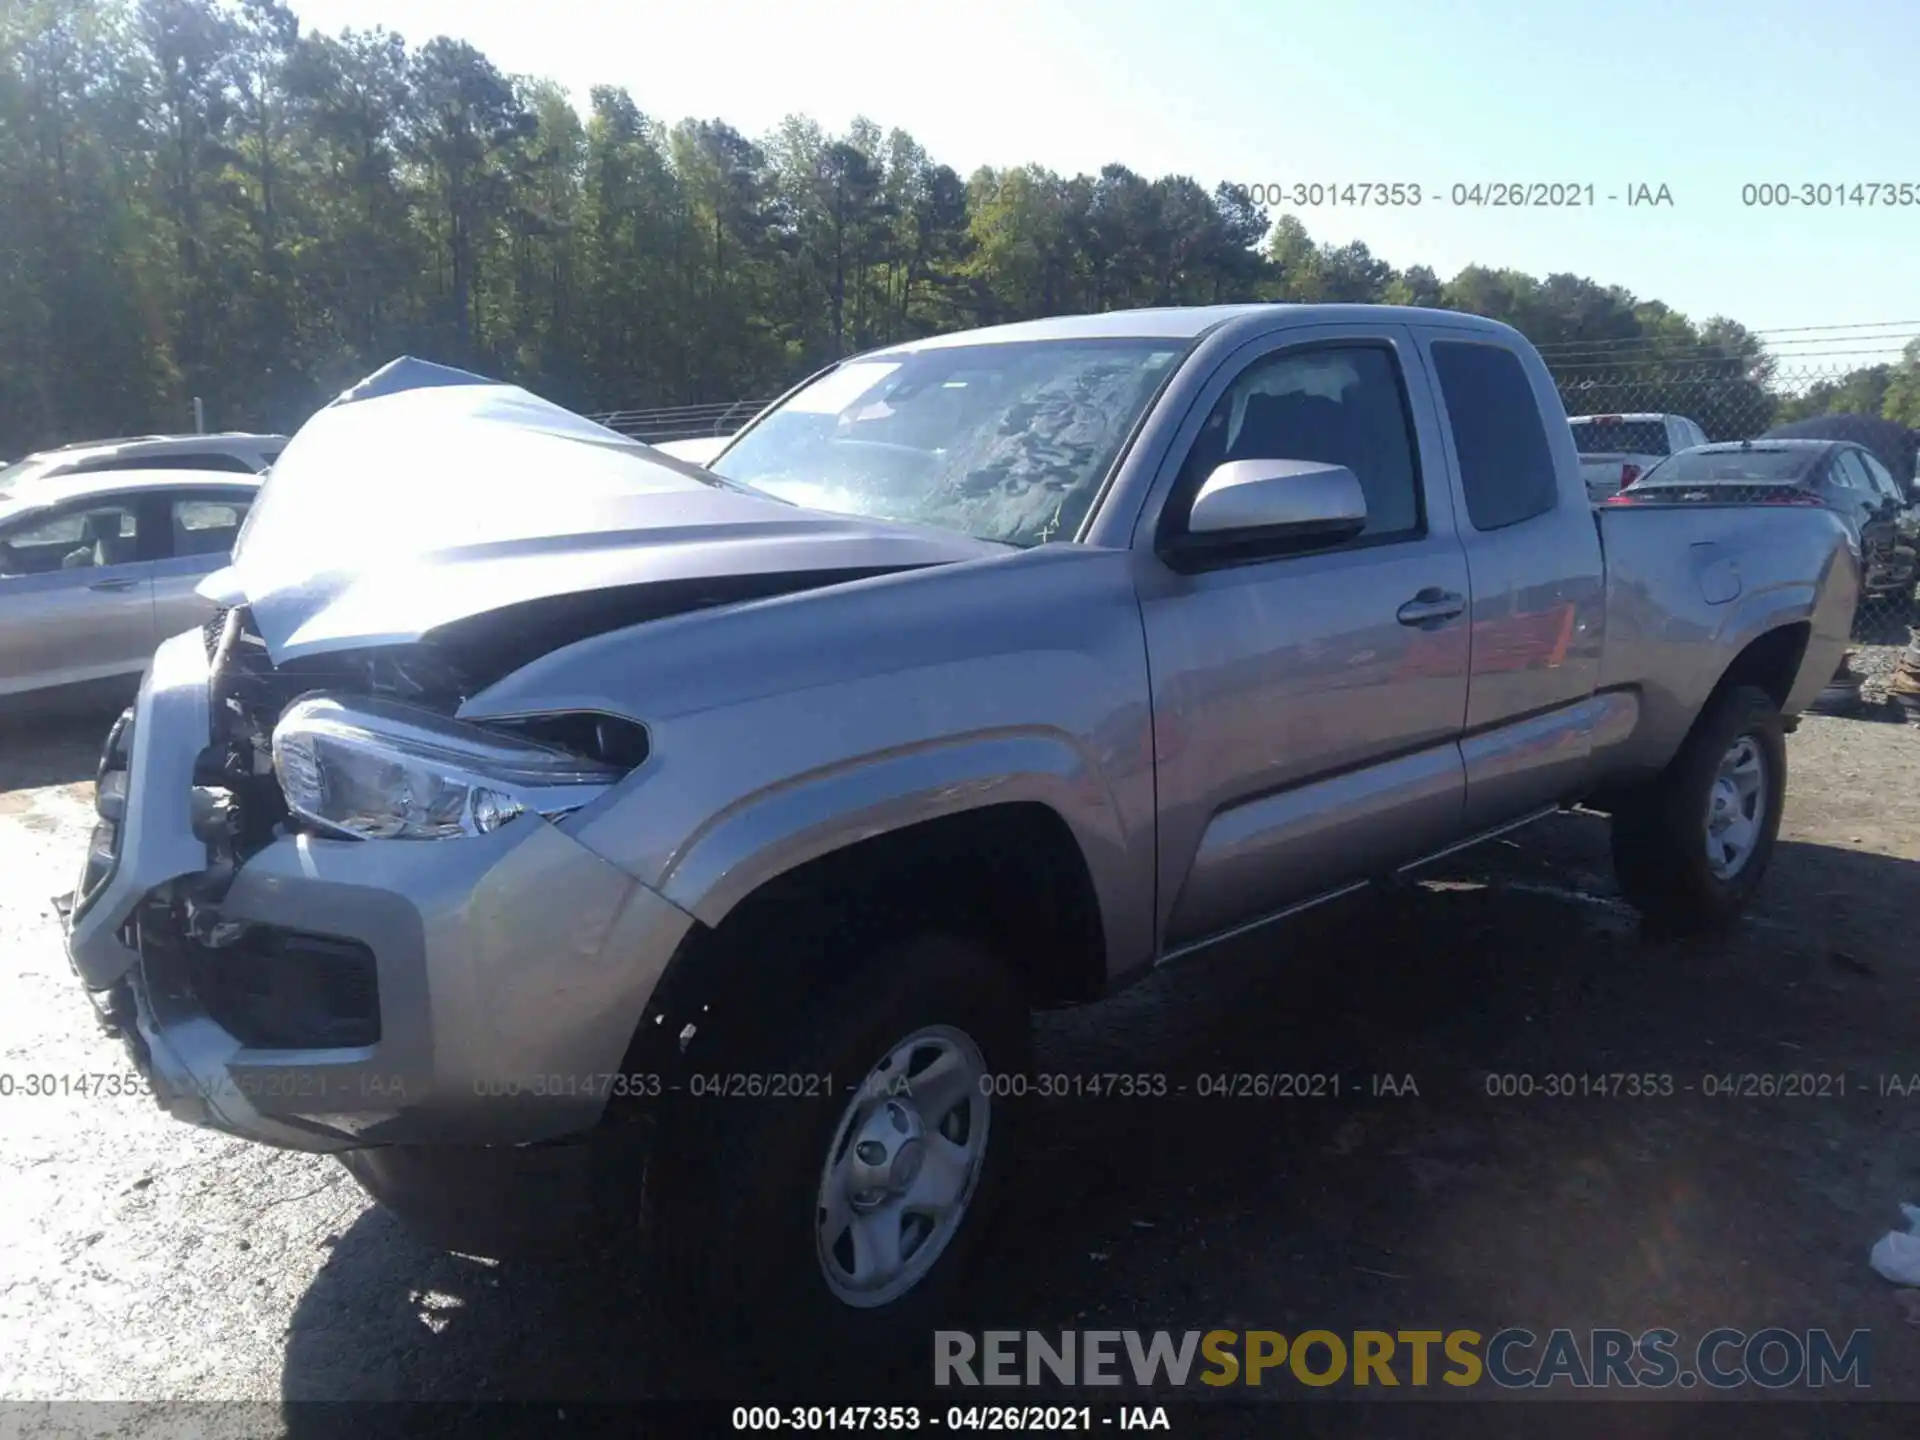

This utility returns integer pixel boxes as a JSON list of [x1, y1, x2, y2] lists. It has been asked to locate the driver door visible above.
[[1132, 324, 1472, 951], [0, 497, 157, 697]]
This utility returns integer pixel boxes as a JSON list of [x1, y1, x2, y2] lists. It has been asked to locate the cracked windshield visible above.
[[711, 341, 1181, 545]]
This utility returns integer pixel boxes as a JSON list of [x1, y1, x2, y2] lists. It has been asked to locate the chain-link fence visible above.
[[588, 398, 772, 445], [590, 354, 1920, 654], [1550, 360, 1919, 653]]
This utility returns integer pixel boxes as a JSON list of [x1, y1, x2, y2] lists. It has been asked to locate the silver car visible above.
[[0, 469, 260, 698]]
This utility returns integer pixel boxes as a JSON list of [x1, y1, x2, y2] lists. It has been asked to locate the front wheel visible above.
[[1610, 684, 1787, 932], [645, 933, 1031, 1389]]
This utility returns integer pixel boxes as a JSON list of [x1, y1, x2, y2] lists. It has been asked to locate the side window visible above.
[[1830, 451, 1870, 491], [1429, 341, 1560, 531], [0, 501, 141, 577], [1169, 343, 1423, 545], [1861, 454, 1901, 502], [168, 494, 252, 558]]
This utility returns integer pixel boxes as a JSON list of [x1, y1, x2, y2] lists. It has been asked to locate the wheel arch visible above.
[[650, 728, 1143, 959], [1641, 622, 1809, 784], [1709, 619, 1813, 713], [613, 798, 1115, 1092]]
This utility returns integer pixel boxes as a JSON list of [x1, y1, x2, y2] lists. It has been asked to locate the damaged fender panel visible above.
[[463, 545, 1162, 980]]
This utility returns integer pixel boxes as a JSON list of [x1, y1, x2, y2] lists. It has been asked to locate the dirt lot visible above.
[[3, 689, 1919, 1432]]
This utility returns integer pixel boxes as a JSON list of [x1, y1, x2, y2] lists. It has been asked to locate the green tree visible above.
[[1882, 341, 1920, 428], [0, 1, 1897, 458], [404, 37, 531, 365]]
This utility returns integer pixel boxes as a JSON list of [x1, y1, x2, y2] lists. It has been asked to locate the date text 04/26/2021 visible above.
[[729, 1405, 1169, 1432], [1234, 182, 1675, 208]]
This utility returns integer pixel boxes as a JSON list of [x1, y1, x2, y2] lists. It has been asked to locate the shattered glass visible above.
[[714, 341, 1182, 546]]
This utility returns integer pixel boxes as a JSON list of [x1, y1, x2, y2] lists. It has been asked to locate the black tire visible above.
[[1610, 684, 1786, 933], [644, 933, 1031, 1393]]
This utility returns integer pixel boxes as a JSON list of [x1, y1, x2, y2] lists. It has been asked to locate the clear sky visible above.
[[288, 0, 1919, 358]]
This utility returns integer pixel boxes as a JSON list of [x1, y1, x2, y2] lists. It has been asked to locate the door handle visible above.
[[1396, 588, 1465, 627], [87, 577, 138, 593]]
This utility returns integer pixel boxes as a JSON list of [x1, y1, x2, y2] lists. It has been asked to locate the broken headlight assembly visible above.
[[271, 694, 631, 840]]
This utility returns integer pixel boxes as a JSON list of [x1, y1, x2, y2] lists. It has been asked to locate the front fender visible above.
[[653, 730, 1131, 934], [456, 547, 1162, 980]]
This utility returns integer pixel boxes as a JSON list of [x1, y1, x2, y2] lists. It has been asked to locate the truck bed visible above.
[[1592, 502, 1858, 779]]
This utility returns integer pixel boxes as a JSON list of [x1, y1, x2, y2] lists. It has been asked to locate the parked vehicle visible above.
[[1760, 413, 1919, 504], [1568, 411, 1708, 500], [0, 432, 287, 489], [651, 434, 733, 466], [1, 469, 261, 698], [1615, 439, 1916, 599], [62, 311, 1856, 1377]]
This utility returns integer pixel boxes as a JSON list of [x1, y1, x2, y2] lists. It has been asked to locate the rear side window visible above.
[[1830, 451, 1872, 491], [169, 495, 252, 558], [1861, 453, 1904, 501], [1430, 342, 1560, 530]]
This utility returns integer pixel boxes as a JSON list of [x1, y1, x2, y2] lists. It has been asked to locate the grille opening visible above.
[[140, 909, 380, 1050]]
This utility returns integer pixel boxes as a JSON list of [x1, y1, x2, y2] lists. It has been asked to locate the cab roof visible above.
[[862, 303, 1521, 355]]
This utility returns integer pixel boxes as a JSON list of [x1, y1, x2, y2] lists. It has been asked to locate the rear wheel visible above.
[[1610, 684, 1786, 932], [645, 933, 1031, 1391]]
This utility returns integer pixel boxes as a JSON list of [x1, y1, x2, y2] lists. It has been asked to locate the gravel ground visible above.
[[2, 698, 1919, 1432]]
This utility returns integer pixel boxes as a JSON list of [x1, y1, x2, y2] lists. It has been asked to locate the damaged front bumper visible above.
[[62, 628, 697, 1158]]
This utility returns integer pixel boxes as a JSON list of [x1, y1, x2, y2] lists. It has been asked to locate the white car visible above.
[[1568, 413, 1708, 501], [0, 432, 288, 489]]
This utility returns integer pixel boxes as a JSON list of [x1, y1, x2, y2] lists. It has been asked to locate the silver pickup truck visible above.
[[62, 308, 1856, 1374]]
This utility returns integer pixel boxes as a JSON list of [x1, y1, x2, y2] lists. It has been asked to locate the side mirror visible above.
[[1166, 459, 1368, 565]]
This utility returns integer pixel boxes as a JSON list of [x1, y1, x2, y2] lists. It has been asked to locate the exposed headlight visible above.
[[271, 694, 625, 840]]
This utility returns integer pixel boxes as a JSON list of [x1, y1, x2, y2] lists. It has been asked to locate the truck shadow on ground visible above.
[[277, 815, 1920, 1419]]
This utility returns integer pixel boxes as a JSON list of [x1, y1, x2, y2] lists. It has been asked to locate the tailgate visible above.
[[1579, 453, 1653, 498]]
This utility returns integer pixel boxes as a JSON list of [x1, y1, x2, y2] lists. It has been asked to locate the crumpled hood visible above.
[[205, 360, 1006, 663]]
